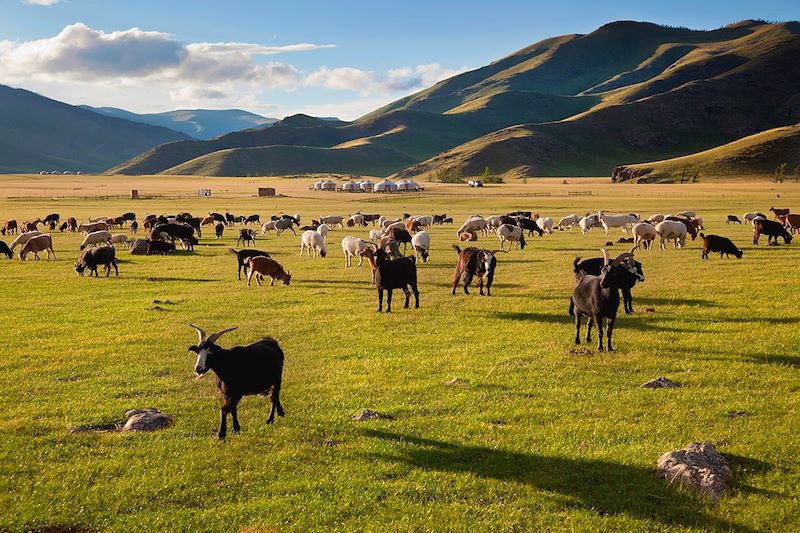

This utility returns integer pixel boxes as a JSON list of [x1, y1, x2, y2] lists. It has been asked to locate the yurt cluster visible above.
[[311, 178, 422, 193]]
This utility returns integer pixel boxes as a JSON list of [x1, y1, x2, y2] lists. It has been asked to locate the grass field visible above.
[[0, 176, 798, 532]]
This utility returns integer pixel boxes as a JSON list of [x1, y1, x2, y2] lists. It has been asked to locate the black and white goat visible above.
[[573, 247, 644, 314], [189, 325, 285, 439]]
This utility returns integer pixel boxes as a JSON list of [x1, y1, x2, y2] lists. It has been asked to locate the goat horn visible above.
[[601, 248, 609, 266], [189, 324, 206, 343], [206, 326, 238, 345], [612, 252, 634, 267], [628, 245, 640, 255]]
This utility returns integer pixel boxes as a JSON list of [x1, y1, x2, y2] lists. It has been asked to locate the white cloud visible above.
[[169, 86, 229, 103], [304, 63, 468, 95], [23, 0, 60, 5]]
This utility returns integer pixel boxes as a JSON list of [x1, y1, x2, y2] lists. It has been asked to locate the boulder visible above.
[[129, 239, 148, 255], [352, 409, 382, 421], [642, 376, 680, 388], [122, 408, 174, 432], [656, 442, 730, 500]]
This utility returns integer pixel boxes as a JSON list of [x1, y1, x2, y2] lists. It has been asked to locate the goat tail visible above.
[[573, 256, 581, 270], [228, 248, 239, 255], [568, 297, 575, 317], [452, 244, 462, 254]]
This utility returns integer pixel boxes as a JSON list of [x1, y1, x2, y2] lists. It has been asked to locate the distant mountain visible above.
[[611, 124, 800, 182], [80, 106, 278, 140], [0, 85, 191, 173], [109, 20, 800, 179]]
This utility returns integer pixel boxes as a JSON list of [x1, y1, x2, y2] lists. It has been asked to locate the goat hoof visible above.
[[232, 428, 240, 434], [266, 418, 274, 425], [217, 433, 226, 440]]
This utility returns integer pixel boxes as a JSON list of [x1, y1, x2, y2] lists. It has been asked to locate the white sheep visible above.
[[9, 230, 43, 250], [300, 230, 327, 258], [80, 230, 112, 250], [647, 214, 666, 223], [341, 236, 373, 267], [261, 220, 276, 234], [457, 216, 488, 236], [317, 224, 329, 240], [632, 222, 657, 249], [536, 216, 554, 234], [557, 214, 580, 229], [598, 212, 640, 235], [319, 215, 344, 229], [110, 234, 129, 248], [497, 224, 526, 251], [411, 231, 431, 262], [655, 220, 687, 250]]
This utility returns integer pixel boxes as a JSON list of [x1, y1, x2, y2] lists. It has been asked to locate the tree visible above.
[[771, 162, 787, 183], [793, 164, 800, 183]]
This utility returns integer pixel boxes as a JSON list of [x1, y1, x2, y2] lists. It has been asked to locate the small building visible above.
[[258, 187, 276, 197], [197, 188, 211, 197], [131, 189, 139, 200], [321, 179, 336, 191], [313, 180, 326, 190], [342, 181, 360, 192], [359, 180, 374, 191], [374, 179, 398, 193]]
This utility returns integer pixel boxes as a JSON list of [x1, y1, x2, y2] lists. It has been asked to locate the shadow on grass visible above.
[[144, 276, 219, 283], [362, 429, 756, 532], [492, 311, 690, 333]]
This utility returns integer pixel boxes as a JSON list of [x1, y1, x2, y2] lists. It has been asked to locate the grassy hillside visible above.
[[108, 20, 800, 179], [0, 85, 190, 173], [611, 124, 800, 182], [80, 106, 278, 140]]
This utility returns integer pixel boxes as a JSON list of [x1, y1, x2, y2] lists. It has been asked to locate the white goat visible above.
[[10, 230, 43, 250], [300, 230, 327, 257], [341, 236, 373, 267], [261, 220, 276, 234], [655, 220, 687, 249], [497, 224, 526, 251], [598, 212, 640, 235], [369, 228, 385, 243], [457, 216, 488, 236], [411, 231, 431, 262], [80, 230, 112, 250], [557, 214, 580, 229], [578, 215, 598, 235], [536, 217, 554, 234], [319, 215, 344, 229], [412, 215, 433, 229], [676, 210, 696, 218], [110, 234, 129, 248]]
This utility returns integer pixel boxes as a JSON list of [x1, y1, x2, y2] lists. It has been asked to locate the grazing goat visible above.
[[300, 230, 327, 257], [2, 220, 18, 235], [753, 219, 792, 245], [146, 240, 175, 255], [0, 241, 12, 259], [341, 236, 374, 267], [80, 230, 112, 250], [457, 216, 488, 236], [245, 214, 261, 225], [230, 248, 271, 280], [78, 222, 109, 234], [700, 233, 743, 259], [214, 222, 224, 238], [75, 246, 118, 277], [451, 246, 497, 296], [10, 230, 43, 249], [189, 325, 285, 439], [20, 234, 55, 260], [348, 214, 365, 227], [598, 212, 639, 235], [244, 256, 291, 286], [770, 207, 790, 220], [387, 227, 413, 252], [647, 214, 666, 224], [743, 212, 766, 223], [536, 216, 554, 234], [497, 224, 526, 251], [675, 210, 696, 218], [367, 249, 419, 312], [557, 214, 580, 230], [412, 215, 433, 229], [726, 215, 742, 224], [443, 217, 453, 224], [517, 217, 543, 237], [411, 231, 430, 262], [110, 234, 129, 248], [579, 214, 599, 234], [43, 213, 60, 225], [237, 228, 257, 247], [22, 219, 42, 232], [573, 248, 644, 314], [569, 249, 633, 351], [655, 220, 687, 249], [632, 222, 657, 250], [665, 216, 698, 240], [274, 218, 297, 235], [319, 215, 344, 229]]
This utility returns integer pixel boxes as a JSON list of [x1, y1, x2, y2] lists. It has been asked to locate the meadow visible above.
[[0, 175, 798, 532]]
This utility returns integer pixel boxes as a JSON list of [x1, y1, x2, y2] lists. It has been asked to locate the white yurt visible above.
[[359, 180, 374, 191], [321, 179, 336, 191], [405, 179, 419, 191], [342, 181, 360, 192], [396, 179, 411, 190], [313, 179, 326, 190], [374, 179, 397, 192]]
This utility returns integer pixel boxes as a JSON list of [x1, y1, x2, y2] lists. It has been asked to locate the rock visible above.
[[129, 239, 148, 255], [122, 408, 174, 432], [656, 442, 730, 500], [445, 377, 468, 385], [642, 376, 680, 388], [352, 409, 382, 421], [605, 241, 614, 246], [569, 347, 593, 356]]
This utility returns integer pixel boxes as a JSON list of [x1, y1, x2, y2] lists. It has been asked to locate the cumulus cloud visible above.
[[304, 63, 468, 95], [169, 86, 229, 103], [23, 0, 60, 5]]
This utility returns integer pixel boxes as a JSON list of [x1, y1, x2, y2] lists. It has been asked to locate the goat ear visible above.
[[188, 345, 200, 353]]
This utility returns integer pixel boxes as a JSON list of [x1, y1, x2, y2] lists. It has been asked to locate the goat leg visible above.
[[586, 316, 593, 343], [377, 288, 383, 312], [574, 313, 582, 345], [606, 318, 615, 351], [594, 315, 604, 351], [230, 397, 242, 434], [463, 273, 473, 295], [386, 289, 393, 313], [412, 284, 419, 308]]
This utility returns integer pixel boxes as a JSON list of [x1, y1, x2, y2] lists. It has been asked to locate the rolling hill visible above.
[[610, 124, 800, 182], [79, 106, 278, 140], [0, 85, 191, 173], [108, 19, 800, 179]]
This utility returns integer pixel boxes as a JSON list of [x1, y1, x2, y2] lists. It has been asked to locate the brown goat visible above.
[[19, 234, 55, 260], [770, 207, 790, 220], [459, 230, 478, 241], [451, 245, 498, 296], [1, 220, 17, 235], [404, 218, 420, 233], [22, 219, 41, 232], [244, 256, 292, 286], [785, 213, 800, 233]]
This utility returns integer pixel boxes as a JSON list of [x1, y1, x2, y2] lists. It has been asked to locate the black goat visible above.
[[573, 249, 644, 314], [245, 214, 260, 225], [75, 246, 118, 277], [225, 212, 235, 226], [237, 228, 257, 246], [189, 325, 285, 439], [230, 248, 271, 280], [121, 212, 136, 222], [146, 240, 175, 255], [451, 245, 498, 296], [0, 240, 12, 259], [516, 217, 544, 237], [368, 248, 419, 312], [726, 215, 742, 224], [130, 220, 139, 234], [700, 233, 743, 259], [43, 213, 60, 225], [215, 222, 224, 239], [569, 249, 635, 351], [753, 219, 792, 245], [152, 222, 195, 244]]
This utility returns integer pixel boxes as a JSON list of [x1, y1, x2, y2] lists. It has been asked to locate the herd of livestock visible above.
[[1, 204, 796, 437]]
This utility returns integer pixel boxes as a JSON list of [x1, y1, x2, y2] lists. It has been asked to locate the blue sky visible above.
[[1, 0, 797, 119]]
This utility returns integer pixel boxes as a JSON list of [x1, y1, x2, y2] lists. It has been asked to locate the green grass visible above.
[[0, 179, 798, 532]]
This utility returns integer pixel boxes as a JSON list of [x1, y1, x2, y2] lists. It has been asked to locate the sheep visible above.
[[632, 222, 657, 250], [317, 224, 329, 240], [411, 231, 430, 262], [367, 248, 419, 312], [19, 234, 54, 260], [244, 256, 291, 286], [80, 230, 112, 250], [457, 216, 488, 236], [655, 220, 688, 249], [319, 215, 344, 229], [74, 246, 118, 277], [536, 216, 554, 234], [341, 236, 374, 267], [700, 233, 743, 259], [0, 241, 12, 259], [726, 215, 742, 224], [10, 230, 43, 250], [753, 219, 793, 245], [215, 223, 224, 239], [676, 210, 696, 218], [597, 212, 639, 235], [237, 229, 257, 247], [557, 214, 580, 230], [497, 224, 526, 251], [188, 325, 285, 439], [743, 212, 766, 223], [300, 230, 327, 257], [573, 248, 644, 314], [369, 228, 385, 243], [230, 248, 272, 280], [110, 234, 128, 248], [647, 214, 666, 224], [451, 246, 497, 296], [569, 249, 634, 351]]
